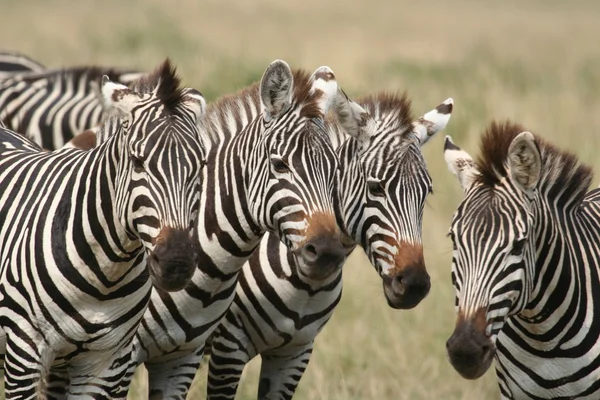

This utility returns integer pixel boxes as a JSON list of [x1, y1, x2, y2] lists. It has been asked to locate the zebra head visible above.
[[100, 60, 206, 292], [443, 123, 541, 379], [251, 60, 345, 280], [333, 92, 453, 308]]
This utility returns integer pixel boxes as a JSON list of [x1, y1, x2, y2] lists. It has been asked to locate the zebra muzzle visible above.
[[296, 235, 346, 281], [147, 227, 198, 292], [446, 309, 495, 380], [382, 265, 431, 310]]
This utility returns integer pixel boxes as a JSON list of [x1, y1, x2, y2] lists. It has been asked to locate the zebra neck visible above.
[[335, 140, 365, 244], [196, 134, 266, 277], [519, 194, 600, 331], [90, 134, 142, 256]]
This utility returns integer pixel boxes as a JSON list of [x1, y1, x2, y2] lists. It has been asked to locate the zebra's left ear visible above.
[[444, 135, 478, 192], [101, 75, 143, 115], [413, 98, 453, 146], [309, 66, 339, 116], [331, 88, 376, 143], [507, 131, 541, 193]]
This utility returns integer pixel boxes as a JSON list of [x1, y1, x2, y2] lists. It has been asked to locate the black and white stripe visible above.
[[0, 59, 205, 399], [0, 59, 144, 149], [205, 94, 453, 400], [444, 121, 600, 399]]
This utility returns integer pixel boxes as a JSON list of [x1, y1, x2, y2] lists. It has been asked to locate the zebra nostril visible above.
[[303, 244, 318, 260]]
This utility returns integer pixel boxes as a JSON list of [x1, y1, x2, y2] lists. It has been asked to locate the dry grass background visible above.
[[2, 0, 600, 399]]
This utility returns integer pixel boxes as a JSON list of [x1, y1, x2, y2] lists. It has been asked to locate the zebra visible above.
[[0, 59, 206, 399], [205, 93, 453, 400], [0, 51, 45, 78], [444, 121, 600, 399], [0, 61, 145, 149]]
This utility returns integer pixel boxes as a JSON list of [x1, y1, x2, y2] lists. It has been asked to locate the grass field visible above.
[[2, 0, 600, 398]]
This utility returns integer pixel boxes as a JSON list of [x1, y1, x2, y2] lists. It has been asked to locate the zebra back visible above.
[[0, 50, 45, 77], [0, 64, 145, 149]]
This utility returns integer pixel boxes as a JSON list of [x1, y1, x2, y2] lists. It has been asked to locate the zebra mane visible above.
[[205, 68, 330, 123], [356, 92, 414, 136], [126, 59, 185, 115], [476, 120, 593, 206]]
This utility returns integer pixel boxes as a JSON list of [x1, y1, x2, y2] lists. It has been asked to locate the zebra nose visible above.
[[386, 266, 430, 309], [148, 227, 198, 292], [298, 236, 346, 280], [446, 321, 494, 380]]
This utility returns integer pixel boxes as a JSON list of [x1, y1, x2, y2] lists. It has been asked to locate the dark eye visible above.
[[271, 157, 290, 174], [131, 156, 145, 173], [367, 180, 385, 197], [510, 238, 526, 255]]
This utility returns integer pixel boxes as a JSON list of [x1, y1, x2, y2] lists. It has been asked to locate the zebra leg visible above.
[[66, 348, 133, 400], [257, 342, 314, 400], [4, 335, 52, 400], [145, 346, 205, 400], [206, 325, 257, 400], [45, 367, 69, 400]]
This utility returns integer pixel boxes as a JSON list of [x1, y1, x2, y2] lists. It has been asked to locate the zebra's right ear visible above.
[[180, 88, 207, 123], [101, 75, 142, 115], [412, 98, 453, 146], [260, 60, 293, 122], [444, 136, 478, 192], [331, 88, 376, 143]]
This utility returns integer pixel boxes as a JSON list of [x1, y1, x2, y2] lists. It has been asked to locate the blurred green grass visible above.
[[1, 0, 600, 399]]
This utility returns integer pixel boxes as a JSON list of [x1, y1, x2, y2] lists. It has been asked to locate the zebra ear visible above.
[[260, 60, 293, 122], [444, 135, 478, 192], [101, 75, 142, 115], [180, 88, 207, 122], [331, 88, 376, 143], [413, 98, 453, 146], [309, 66, 338, 116], [507, 131, 541, 193]]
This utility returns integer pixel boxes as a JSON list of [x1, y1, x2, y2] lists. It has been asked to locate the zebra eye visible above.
[[510, 238, 526, 255], [367, 180, 385, 197], [131, 156, 145, 173], [271, 157, 290, 174]]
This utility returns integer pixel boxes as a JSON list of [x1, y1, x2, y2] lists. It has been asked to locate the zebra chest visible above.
[[239, 277, 342, 350]]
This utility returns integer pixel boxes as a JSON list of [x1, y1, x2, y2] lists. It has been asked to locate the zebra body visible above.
[[206, 94, 454, 399], [0, 63, 145, 149], [0, 60, 205, 399], [444, 122, 600, 399], [126, 61, 356, 399]]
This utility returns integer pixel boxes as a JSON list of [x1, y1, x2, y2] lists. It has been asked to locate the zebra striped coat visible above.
[[205, 93, 453, 400], [444, 122, 600, 399], [0, 60, 205, 400], [124, 60, 361, 399], [0, 61, 144, 149]]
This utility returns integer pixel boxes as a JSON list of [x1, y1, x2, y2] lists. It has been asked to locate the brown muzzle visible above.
[[446, 308, 495, 380], [382, 242, 430, 309], [296, 212, 345, 281]]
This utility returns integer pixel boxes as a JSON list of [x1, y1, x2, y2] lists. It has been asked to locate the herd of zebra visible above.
[[0, 50, 597, 400]]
